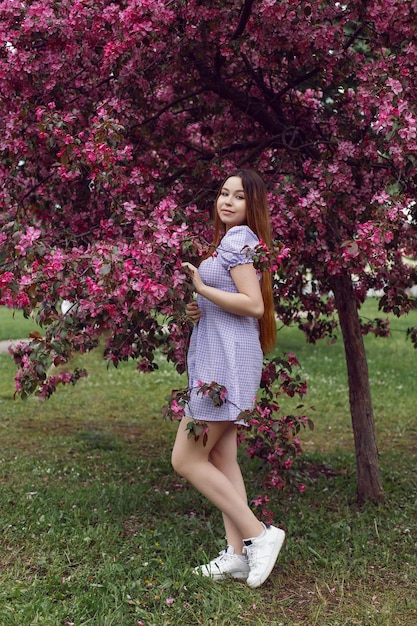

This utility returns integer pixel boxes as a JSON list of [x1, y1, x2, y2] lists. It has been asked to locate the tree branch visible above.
[[136, 89, 207, 128], [231, 0, 255, 40], [189, 44, 321, 160]]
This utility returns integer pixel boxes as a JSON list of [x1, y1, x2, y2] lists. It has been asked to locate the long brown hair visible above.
[[212, 169, 276, 355]]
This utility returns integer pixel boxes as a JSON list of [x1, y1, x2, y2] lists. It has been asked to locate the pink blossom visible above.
[[386, 77, 403, 95], [219, 387, 228, 401], [16, 292, 30, 308], [0, 272, 14, 287], [170, 399, 184, 414], [14, 227, 42, 255]]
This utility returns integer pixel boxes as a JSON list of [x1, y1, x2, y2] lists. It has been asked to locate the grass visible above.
[[0, 307, 41, 342], [0, 301, 416, 625]]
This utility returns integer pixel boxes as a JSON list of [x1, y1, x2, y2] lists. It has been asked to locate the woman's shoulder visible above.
[[217, 226, 259, 269], [221, 225, 259, 250]]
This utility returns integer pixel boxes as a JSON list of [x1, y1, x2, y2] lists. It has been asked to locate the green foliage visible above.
[[0, 301, 416, 624]]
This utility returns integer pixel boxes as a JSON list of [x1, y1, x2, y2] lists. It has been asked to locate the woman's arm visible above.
[[182, 262, 264, 319]]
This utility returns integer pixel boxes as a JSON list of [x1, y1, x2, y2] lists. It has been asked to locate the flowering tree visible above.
[[1, 0, 416, 502]]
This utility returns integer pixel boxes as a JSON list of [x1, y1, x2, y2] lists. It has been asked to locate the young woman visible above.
[[172, 169, 285, 588]]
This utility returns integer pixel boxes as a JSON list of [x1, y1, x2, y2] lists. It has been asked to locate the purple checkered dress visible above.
[[186, 225, 263, 424]]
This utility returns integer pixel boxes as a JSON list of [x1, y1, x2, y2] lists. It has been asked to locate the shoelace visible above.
[[213, 550, 234, 563], [242, 543, 256, 566]]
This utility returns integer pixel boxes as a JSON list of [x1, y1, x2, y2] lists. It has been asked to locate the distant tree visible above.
[[1, 0, 416, 501]]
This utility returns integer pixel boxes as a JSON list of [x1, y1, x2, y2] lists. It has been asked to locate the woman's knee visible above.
[[171, 447, 183, 476], [209, 428, 238, 470], [171, 446, 193, 479], [172, 418, 229, 477], [209, 446, 225, 469], [210, 448, 238, 474]]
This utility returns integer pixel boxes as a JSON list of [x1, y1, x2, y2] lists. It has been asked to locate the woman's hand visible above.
[[182, 262, 205, 294], [185, 301, 202, 324]]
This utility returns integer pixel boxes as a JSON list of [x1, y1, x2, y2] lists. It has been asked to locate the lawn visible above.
[[0, 301, 416, 625]]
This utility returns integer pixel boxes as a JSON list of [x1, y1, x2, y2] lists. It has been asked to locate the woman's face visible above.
[[216, 176, 247, 231]]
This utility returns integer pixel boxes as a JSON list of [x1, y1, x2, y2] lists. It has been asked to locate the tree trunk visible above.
[[331, 272, 384, 503]]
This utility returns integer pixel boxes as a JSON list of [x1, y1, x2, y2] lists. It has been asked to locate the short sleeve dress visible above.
[[186, 225, 263, 425]]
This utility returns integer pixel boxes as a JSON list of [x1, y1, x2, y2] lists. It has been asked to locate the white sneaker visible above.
[[193, 545, 250, 580], [243, 524, 286, 588]]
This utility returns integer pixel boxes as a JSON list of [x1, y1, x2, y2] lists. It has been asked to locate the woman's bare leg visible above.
[[208, 425, 248, 554], [171, 417, 263, 542]]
